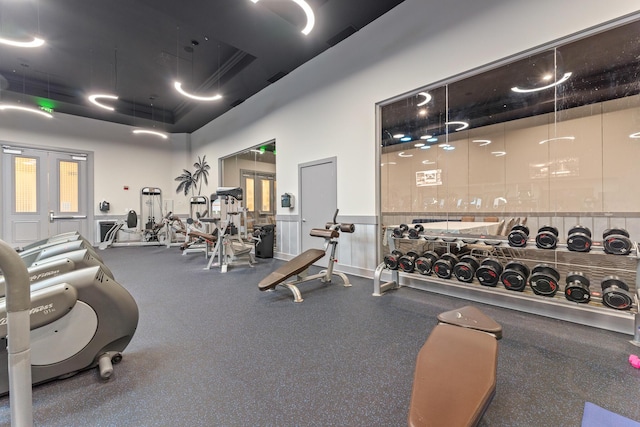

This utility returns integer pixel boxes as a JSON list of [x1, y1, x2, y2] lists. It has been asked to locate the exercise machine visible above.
[[206, 187, 256, 272], [0, 233, 139, 396], [258, 210, 355, 302], [408, 306, 501, 427]]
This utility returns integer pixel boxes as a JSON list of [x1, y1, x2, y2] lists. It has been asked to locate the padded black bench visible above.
[[408, 306, 501, 427]]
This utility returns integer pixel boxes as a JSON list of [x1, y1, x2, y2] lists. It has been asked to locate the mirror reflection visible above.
[[380, 19, 640, 235], [220, 141, 276, 234]]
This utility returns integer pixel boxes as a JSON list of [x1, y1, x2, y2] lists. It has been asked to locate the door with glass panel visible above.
[[241, 170, 276, 230], [2, 146, 91, 246]]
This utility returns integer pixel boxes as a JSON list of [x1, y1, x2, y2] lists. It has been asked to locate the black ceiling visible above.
[[0, 0, 405, 134]]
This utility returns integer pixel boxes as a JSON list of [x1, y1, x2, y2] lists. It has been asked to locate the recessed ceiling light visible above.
[[420, 134, 432, 140], [0, 36, 45, 48], [392, 133, 405, 139], [174, 81, 222, 101], [251, 0, 315, 35], [512, 72, 572, 93], [88, 94, 118, 111], [132, 129, 168, 139], [0, 103, 52, 118]]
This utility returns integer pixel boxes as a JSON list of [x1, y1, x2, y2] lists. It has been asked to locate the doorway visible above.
[[299, 157, 337, 255], [1, 145, 93, 246]]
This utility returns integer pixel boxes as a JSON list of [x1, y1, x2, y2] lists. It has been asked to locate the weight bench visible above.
[[408, 306, 502, 427], [258, 223, 354, 302]]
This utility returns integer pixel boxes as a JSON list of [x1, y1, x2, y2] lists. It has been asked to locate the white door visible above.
[[2, 145, 92, 246], [299, 158, 337, 256]]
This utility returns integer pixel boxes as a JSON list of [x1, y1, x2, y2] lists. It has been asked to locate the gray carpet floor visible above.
[[1, 245, 640, 426]]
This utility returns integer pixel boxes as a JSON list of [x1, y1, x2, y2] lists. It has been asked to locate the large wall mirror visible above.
[[379, 18, 640, 235], [219, 140, 276, 232]]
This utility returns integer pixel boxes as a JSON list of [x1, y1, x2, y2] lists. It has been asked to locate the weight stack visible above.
[[254, 225, 275, 258]]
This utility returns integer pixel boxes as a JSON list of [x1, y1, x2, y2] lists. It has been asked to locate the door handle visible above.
[[49, 211, 87, 222]]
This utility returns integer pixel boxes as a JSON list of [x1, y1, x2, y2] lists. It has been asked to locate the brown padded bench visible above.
[[408, 306, 501, 427], [258, 248, 325, 291]]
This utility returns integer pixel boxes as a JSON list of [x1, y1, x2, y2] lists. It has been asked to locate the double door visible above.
[[2, 145, 92, 246]]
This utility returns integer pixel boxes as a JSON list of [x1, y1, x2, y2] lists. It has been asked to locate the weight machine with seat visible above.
[[205, 187, 256, 272]]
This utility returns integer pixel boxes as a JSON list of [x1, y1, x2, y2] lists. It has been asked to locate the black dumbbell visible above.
[[433, 253, 459, 279], [398, 251, 421, 273], [392, 224, 409, 238], [508, 224, 530, 247], [383, 250, 403, 270], [567, 225, 592, 252], [603, 228, 632, 255], [601, 276, 634, 310], [564, 272, 591, 303], [535, 225, 559, 249], [476, 258, 504, 287], [453, 255, 480, 283], [415, 251, 439, 275], [529, 264, 560, 297], [500, 261, 530, 291], [408, 224, 424, 239]]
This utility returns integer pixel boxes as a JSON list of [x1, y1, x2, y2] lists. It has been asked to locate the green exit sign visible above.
[[40, 106, 54, 114]]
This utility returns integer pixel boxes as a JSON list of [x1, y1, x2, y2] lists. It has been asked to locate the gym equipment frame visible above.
[[258, 210, 355, 302], [205, 187, 256, 272], [374, 225, 640, 344]]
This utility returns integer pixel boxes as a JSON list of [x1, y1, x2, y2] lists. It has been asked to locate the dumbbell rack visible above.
[[374, 227, 640, 344]]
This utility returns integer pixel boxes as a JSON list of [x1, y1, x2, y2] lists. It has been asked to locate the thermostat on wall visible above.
[[281, 193, 294, 209]]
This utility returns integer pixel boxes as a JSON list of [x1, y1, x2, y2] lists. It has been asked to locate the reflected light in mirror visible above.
[[392, 133, 405, 138], [473, 139, 491, 146], [417, 92, 432, 106], [400, 136, 412, 142], [491, 151, 506, 157], [414, 142, 425, 147], [629, 132, 640, 139], [422, 160, 435, 165], [0, 36, 45, 48], [398, 152, 413, 157], [443, 146, 455, 151], [420, 145, 431, 150], [420, 134, 432, 139], [445, 121, 469, 131], [381, 162, 397, 166], [418, 109, 427, 116], [539, 136, 575, 144], [511, 72, 572, 93]]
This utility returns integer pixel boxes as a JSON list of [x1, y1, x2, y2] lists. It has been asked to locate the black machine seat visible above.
[[408, 307, 500, 427], [258, 249, 326, 291]]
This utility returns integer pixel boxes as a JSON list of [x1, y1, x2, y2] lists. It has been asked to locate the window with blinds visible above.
[[14, 156, 38, 213], [59, 161, 79, 212]]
